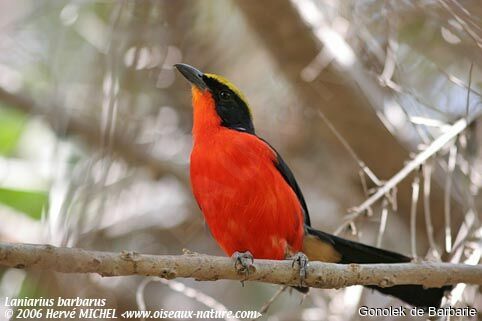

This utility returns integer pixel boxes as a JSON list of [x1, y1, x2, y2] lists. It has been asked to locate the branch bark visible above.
[[1, 242, 481, 289]]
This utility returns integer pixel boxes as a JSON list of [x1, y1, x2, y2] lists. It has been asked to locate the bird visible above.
[[174, 63, 450, 309]]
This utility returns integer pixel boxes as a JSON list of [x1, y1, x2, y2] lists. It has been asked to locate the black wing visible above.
[[259, 138, 311, 227]]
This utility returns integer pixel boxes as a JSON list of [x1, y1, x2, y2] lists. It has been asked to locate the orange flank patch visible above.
[[302, 234, 341, 263]]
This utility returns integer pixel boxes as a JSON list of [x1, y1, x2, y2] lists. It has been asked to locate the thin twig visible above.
[[136, 277, 152, 321], [253, 286, 287, 320], [340, 118, 469, 230], [316, 110, 382, 187], [449, 0, 482, 33], [465, 62, 474, 118], [434, 63, 482, 100], [358, 170, 374, 216], [376, 200, 389, 247], [422, 162, 440, 259], [451, 210, 477, 255], [378, 0, 399, 89], [444, 143, 458, 253], [410, 172, 421, 259], [439, 0, 482, 50], [152, 278, 238, 321]]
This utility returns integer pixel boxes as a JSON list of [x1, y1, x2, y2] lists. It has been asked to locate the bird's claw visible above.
[[232, 251, 255, 277], [291, 252, 309, 287]]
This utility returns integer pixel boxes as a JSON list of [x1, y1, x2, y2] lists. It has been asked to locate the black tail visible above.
[[307, 227, 451, 309]]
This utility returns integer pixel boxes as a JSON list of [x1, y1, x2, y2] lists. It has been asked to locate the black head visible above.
[[175, 63, 255, 134]]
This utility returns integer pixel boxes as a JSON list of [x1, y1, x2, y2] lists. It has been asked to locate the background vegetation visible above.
[[0, 0, 480, 320]]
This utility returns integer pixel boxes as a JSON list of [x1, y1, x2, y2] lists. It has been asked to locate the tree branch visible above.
[[1, 242, 481, 289]]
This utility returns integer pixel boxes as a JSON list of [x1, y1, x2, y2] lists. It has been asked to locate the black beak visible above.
[[174, 63, 208, 90]]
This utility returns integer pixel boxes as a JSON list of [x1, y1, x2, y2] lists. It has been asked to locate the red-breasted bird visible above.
[[175, 63, 450, 309]]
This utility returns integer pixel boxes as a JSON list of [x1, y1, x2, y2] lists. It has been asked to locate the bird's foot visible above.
[[291, 252, 309, 287], [232, 251, 255, 278]]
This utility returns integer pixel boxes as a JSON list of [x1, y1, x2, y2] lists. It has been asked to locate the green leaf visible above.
[[0, 188, 47, 220], [0, 107, 26, 156]]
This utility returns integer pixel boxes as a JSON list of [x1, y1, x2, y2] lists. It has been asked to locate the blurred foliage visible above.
[[0, 188, 47, 220], [0, 107, 25, 156]]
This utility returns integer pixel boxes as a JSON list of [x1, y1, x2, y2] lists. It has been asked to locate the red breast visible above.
[[190, 88, 304, 259]]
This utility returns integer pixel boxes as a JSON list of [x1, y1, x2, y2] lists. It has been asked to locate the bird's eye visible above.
[[219, 91, 231, 100]]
